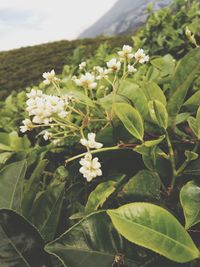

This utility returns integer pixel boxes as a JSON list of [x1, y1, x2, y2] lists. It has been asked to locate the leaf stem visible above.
[[165, 131, 177, 187], [65, 145, 125, 164]]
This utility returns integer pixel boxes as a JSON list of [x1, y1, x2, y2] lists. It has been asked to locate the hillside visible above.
[[79, 0, 171, 38], [0, 35, 131, 98]]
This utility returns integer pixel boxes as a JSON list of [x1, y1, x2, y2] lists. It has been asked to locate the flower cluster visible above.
[[79, 133, 103, 182], [73, 45, 149, 87], [20, 89, 71, 133]]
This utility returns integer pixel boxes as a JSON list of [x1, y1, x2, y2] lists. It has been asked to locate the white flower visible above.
[[118, 45, 134, 61], [79, 153, 102, 182], [42, 69, 60, 85], [134, 49, 149, 64], [26, 89, 43, 99], [53, 139, 61, 146], [79, 61, 86, 70], [80, 133, 103, 149], [106, 58, 121, 72], [43, 131, 52, 141], [74, 72, 97, 89], [95, 66, 109, 80], [127, 65, 137, 73], [20, 119, 33, 133]]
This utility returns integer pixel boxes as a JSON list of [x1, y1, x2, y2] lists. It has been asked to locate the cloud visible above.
[[0, 0, 117, 51]]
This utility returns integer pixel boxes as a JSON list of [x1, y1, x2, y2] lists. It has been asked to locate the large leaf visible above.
[[167, 47, 200, 126], [113, 102, 144, 141], [0, 160, 27, 212], [22, 159, 48, 217], [30, 183, 65, 242], [180, 180, 200, 229], [121, 170, 161, 200], [107, 203, 200, 263], [0, 209, 50, 267], [45, 211, 139, 267]]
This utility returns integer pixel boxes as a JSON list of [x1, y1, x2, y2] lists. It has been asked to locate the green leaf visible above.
[[0, 209, 49, 267], [142, 81, 167, 106], [118, 80, 149, 117], [113, 103, 144, 141], [148, 100, 168, 129], [30, 183, 65, 242], [0, 152, 14, 165], [180, 180, 200, 229], [85, 180, 117, 213], [45, 211, 139, 267], [176, 112, 191, 125], [184, 90, 200, 111], [9, 131, 30, 151], [121, 170, 161, 200], [184, 158, 200, 176], [167, 47, 200, 126], [184, 150, 199, 162], [107, 203, 200, 263], [0, 160, 27, 212], [22, 159, 48, 217], [187, 117, 199, 138]]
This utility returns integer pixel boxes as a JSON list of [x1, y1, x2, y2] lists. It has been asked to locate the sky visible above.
[[0, 0, 117, 51]]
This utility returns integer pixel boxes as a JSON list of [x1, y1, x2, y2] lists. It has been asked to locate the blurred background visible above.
[[0, 0, 171, 51]]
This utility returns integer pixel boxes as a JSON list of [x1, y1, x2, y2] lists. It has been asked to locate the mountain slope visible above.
[[79, 0, 171, 38]]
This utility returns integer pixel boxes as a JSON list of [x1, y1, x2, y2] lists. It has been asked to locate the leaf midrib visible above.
[[40, 187, 64, 233], [9, 163, 25, 209]]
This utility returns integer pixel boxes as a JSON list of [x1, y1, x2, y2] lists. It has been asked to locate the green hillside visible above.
[[0, 35, 131, 98]]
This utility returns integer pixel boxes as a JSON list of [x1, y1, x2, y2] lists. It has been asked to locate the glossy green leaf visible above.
[[167, 47, 200, 126], [142, 81, 166, 106], [107, 203, 200, 263], [30, 183, 65, 242], [148, 100, 168, 129], [180, 181, 200, 229], [0, 209, 49, 267], [22, 159, 48, 217], [118, 80, 149, 117], [0, 160, 27, 212], [121, 170, 161, 200], [113, 102, 144, 141], [45, 211, 139, 267], [85, 180, 117, 213]]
